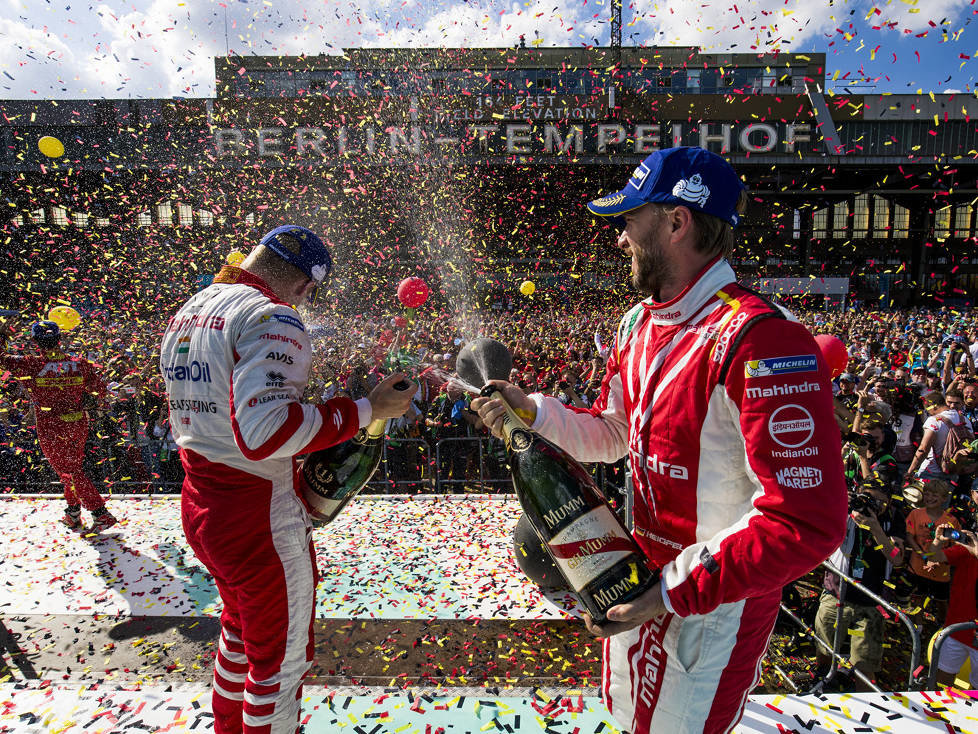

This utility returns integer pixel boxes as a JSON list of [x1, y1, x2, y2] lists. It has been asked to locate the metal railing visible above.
[[0, 435, 629, 499], [773, 559, 921, 694], [926, 622, 978, 690]]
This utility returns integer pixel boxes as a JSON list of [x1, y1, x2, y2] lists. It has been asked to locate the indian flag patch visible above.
[[177, 336, 191, 354]]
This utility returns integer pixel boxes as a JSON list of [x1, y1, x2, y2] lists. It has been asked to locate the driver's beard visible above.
[[631, 229, 675, 299]]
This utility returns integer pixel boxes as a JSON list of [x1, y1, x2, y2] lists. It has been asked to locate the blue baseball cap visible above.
[[259, 225, 333, 283], [30, 320, 60, 347], [587, 146, 747, 227]]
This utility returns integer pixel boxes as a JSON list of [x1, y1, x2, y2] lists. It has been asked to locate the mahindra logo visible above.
[[645, 454, 689, 480]]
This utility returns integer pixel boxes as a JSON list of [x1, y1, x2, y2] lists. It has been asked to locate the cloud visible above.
[[625, 0, 840, 52]]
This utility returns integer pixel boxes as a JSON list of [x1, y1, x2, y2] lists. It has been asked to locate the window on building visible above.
[[954, 204, 973, 239], [657, 76, 671, 88], [873, 197, 890, 238], [51, 207, 68, 226], [29, 209, 45, 224], [935, 206, 952, 239], [893, 204, 909, 239], [197, 210, 214, 227], [245, 213, 255, 226], [177, 203, 194, 227], [833, 201, 850, 238], [537, 77, 553, 90], [813, 207, 829, 238], [137, 210, 152, 227], [431, 77, 446, 92], [156, 202, 173, 226], [94, 217, 109, 228], [72, 212, 88, 229], [853, 194, 870, 237], [687, 70, 700, 89], [10, 214, 23, 227], [792, 209, 801, 240]]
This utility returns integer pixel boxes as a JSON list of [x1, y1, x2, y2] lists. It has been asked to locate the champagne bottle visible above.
[[482, 385, 659, 625], [300, 417, 389, 524]]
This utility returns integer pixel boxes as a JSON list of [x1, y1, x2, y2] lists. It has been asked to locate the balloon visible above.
[[814, 334, 848, 378], [226, 250, 245, 266], [397, 277, 429, 309], [519, 280, 536, 296], [38, 136, 64, 158], [48, 305, 80, 331]]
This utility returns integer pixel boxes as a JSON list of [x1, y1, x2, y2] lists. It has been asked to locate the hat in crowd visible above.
[[587, 146, 747, 227], [30, 320, 60, 349], [259, 225, 333, 284], [927, 368, 939, 377], [838, 373, 856, 383]]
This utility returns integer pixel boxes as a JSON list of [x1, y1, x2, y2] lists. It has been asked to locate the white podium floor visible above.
[[0, 495, 974, 733]]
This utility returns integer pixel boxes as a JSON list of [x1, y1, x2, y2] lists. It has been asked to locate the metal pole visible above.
[[927, 622, 978, 690]]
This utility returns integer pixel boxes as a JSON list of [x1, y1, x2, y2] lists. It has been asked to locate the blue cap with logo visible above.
[[30, 320, 60, 348], [587, 146, 747, 227], [259, 225, 333, 284]]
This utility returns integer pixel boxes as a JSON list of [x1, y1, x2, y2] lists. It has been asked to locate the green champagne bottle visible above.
[[300, 417, 389, 524], [482, 385, 659, 624]]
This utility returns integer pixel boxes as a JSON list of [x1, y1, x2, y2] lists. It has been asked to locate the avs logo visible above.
[[775, 465, 822, 490], [265, 351, 294, 365], [768, 404, 815, 448], [745, 354, 818, 379], [260, 313, 304, 332], [266, 371, 286, 387]]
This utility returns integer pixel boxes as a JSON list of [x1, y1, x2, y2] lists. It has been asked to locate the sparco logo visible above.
[[745, 381, 821, 399], [712, 311, 749, 364], [775, 465, 822, 489], [542, 495, 586, 529], [768, 404, 815, 448]]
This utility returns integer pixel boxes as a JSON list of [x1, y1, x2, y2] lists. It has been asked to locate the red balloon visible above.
[[397, 276, 430, 309], [814, 334, 849, 378]]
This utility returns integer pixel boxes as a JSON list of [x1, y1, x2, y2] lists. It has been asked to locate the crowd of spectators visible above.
[[4, 297, 978, 691]]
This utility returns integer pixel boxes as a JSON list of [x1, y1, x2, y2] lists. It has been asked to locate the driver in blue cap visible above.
[[160, 225, 415, 734], [475, 148, 847, 733]]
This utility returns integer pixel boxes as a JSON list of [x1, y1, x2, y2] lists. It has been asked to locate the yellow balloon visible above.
[[519, 280, 536, 296], [47, 305, 80, 331], [227, 250, 245, 266], [38, 136, 65, 158]]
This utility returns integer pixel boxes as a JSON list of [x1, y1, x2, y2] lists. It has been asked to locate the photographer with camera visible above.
[[842, 422, 898, 492], [815, 477, 906, 690], [942, 338, 976, 388], [924, 523, 978, 688]]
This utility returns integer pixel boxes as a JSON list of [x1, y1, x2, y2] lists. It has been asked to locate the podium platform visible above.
[[0, 495, 973, 732]]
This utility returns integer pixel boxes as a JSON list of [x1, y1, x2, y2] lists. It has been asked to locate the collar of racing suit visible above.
[[640, 256, 735, 326], [214, 266, 290, 307]]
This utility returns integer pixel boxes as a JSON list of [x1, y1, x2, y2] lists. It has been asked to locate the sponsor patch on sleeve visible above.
[[260, 313, 305, 332], [744, 354, 817, 379]]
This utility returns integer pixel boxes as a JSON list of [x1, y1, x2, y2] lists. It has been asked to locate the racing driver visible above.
[[160, 225, 414, 734], [474, 147, 848, 734]]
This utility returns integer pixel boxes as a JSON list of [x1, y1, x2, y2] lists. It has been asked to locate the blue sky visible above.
[[0, 0, 973, 98]]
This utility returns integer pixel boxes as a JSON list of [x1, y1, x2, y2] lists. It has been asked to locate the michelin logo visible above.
[[745, 354, 817, 379]]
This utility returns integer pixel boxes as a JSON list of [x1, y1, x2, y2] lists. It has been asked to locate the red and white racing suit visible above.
[[160, 266, 370, 734], [0, 350, 107, 510], [529, 258, 847, 734]]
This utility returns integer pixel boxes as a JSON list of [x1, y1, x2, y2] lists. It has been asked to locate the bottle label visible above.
[[547, 505, 636, 592], [499, 403, 532, 453]]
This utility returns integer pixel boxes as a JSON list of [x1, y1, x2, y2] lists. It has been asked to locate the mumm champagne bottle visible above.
[[300, 417, 389, 524], [481, 385, 659, 624]]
